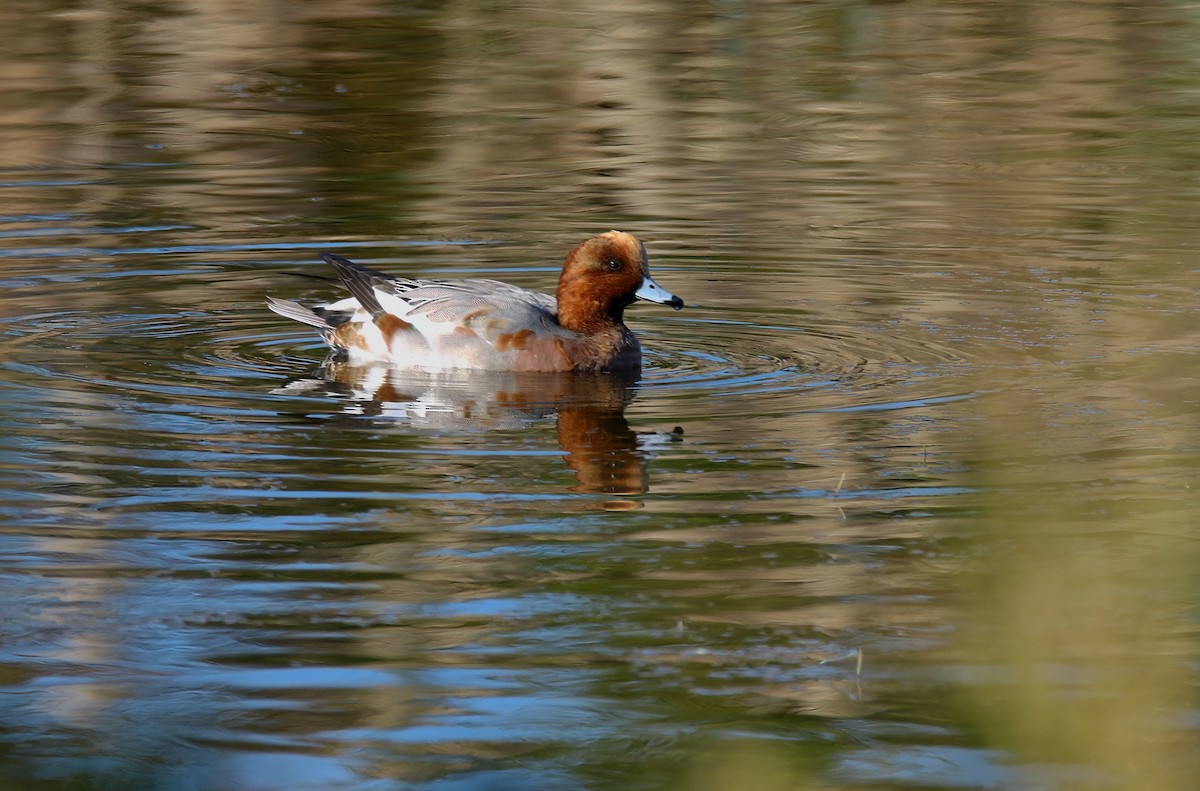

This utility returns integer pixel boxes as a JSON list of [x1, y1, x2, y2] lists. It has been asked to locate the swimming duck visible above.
[[267, 231, 684, 372]]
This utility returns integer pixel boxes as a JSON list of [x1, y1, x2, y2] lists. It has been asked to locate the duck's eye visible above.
[[605, 258, 622, 272]]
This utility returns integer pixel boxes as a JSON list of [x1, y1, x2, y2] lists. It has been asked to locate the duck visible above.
[[267, 231, 684, 372]]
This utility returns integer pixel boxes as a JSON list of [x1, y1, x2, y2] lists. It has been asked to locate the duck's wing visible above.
[[322, 253, 559, 332], [315, 253, 578, 368], [321, 254, 423, 321]]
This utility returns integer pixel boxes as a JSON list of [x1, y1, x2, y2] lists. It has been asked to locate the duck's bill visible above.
[[635, 276, 685, 310]]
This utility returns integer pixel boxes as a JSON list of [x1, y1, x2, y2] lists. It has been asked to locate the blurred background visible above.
[[0, 1, 1196, 790]]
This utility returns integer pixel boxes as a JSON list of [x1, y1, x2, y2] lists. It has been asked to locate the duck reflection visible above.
[[277, 361, 681, 495]]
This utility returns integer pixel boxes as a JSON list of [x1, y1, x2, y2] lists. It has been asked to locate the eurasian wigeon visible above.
[[267, 231, 684, 372]]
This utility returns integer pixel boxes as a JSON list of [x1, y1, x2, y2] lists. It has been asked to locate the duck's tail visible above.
[[266, 296, 333, 331], [321, 253, 388, 321]]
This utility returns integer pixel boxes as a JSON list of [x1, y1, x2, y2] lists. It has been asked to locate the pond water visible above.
[[1, 2, 1197, 790]]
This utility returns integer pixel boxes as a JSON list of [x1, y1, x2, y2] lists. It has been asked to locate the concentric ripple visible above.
[[635, 305, 974, 419], [0, 248, 985, 540], [0, 283, 977, 425]]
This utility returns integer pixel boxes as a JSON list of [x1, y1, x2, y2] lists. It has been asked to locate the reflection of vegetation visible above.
[[955, 386, 1199, 791]]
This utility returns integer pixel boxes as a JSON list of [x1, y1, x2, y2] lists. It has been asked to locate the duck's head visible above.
[[557, 231, 684, 334]]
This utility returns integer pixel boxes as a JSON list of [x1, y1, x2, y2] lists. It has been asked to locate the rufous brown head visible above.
[[556, 231, 683, 335]]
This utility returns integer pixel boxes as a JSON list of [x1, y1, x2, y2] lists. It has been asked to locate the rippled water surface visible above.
[[1, 2, 1198, 790]]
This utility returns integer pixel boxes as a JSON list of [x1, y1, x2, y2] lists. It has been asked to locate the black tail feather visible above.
[[278, 270, 345, 287], [322, 253, 387, 321]]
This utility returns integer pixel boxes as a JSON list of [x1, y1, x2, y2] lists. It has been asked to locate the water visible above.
[[1, 2, 1197, 790]]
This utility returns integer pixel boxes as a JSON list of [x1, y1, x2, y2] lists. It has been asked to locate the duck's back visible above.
[[358, 278, 582, 370]]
